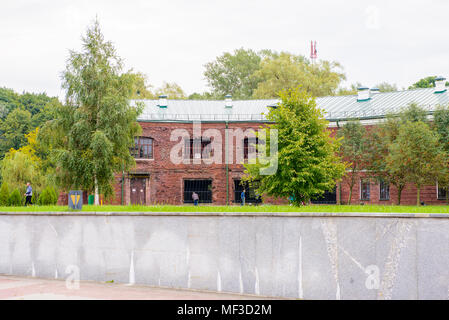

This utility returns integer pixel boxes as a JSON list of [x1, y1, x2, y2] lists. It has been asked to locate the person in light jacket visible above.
[[24, 182, 32, 206], [192, 192, 199, 206]]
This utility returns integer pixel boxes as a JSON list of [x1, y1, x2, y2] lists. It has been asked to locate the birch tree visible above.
[[57, 20, 142, 204]]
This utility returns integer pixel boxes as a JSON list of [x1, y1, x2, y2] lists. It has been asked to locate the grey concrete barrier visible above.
[[0, 211, 448, 299]]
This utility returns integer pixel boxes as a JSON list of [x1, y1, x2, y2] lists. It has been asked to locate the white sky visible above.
[[1, 0, 449, 99]]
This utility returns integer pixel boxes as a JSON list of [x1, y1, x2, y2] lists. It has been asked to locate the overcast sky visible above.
[[1, 0, 449, 99]]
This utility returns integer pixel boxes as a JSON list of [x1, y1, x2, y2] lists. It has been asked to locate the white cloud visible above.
[[0, 0, 448, 98]]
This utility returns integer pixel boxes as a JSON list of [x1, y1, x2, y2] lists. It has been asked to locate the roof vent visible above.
[[158, 95, 168, 108], [357, 87, 371, 102], [225, 94, 233, 108], [370, 88, 380, 95], [434, 77, 447, 94]]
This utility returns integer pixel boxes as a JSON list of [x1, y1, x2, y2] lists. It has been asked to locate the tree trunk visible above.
[[416, 185, 420, 206], [94, 175, 100, 205], [397, 186, 403, 205], [347, 184, 353, 205]]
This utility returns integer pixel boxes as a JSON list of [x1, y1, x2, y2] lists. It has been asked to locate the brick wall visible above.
[[58, 121, 447, 206]]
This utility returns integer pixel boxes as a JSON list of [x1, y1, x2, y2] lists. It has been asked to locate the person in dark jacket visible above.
[[241, 189, 246, 206], [24, 182, 32, 206]]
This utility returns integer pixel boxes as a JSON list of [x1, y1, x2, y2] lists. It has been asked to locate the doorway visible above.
[[130, 178, 146, 205]]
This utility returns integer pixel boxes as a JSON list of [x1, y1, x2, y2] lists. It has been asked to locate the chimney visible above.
[[434, 77, 447, 93], [357, 87, 371, 101], [158, 95, 168, 108], [370, 88, 380, 95], [225, 94, 233, 108]]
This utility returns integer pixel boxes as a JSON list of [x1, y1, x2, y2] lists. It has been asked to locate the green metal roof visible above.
[[134, 87, 449, 122]]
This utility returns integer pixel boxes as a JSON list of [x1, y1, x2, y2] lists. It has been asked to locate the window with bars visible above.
[[184, 180, 212, 203], [311, 187, 337, 204], [131, 137, 153, 159], [379, 180, 390, 201], [243, 137, 258, 161], [184, 138, 212, 160], [437, 184, 447, 200], [233, 180, 262, 204], [360, 179, 370, 201]]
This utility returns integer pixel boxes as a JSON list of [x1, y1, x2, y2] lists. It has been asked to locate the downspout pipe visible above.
[[225, 121, 229, 206], [121, 162, 125, 205]]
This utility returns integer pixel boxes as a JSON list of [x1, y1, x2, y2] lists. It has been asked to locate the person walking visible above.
[[24, 182, 32, 206], [192, 192, 199, 206], [241, 189, 246, 206]]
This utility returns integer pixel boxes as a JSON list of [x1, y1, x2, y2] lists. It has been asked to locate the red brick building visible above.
[[64, 82, 449, 206]]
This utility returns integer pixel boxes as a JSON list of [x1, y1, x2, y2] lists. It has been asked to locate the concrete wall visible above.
[[0, 211, 448, 299]]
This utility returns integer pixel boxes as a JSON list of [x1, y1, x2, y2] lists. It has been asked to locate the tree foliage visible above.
[[243, 88, 346, 206], [0, 183, 9, 206], [337, 121, 369, 204], [8, 189, 22, 206], [154, 82, 186, 99], [37, 186, 58, 205], [0, 108, 32, 157], [409, 76, 449, 89], [204, 48, 264, 99], [252, 52, 346, 99], [387, 120, 445, 205], [54, 19, 142, 203]]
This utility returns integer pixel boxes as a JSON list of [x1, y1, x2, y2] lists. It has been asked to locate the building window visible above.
[[184, 138, 212, 160], [184, 180, 212, 203], [234, 180, 262, 204], [379, 180, 390, 201], [131, 137, 153, 159], [437, 184, 447, 200], [243, 137, 258, 161], [360, 179, 370, 201], [311, 187, 337, 204]]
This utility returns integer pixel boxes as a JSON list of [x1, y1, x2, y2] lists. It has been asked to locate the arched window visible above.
[[131, 137, 153, 159]]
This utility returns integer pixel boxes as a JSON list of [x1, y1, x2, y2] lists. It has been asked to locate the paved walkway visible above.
[[0, 275, 270, 300]]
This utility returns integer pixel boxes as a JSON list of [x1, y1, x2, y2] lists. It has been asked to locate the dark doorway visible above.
[[130, 178, 146, 205], [234, 180, 262, 204], [311, 187, 337, 204], [184, 180, 212, 203]]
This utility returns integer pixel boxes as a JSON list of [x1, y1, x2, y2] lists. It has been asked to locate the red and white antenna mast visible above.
[[310, 40, 317, 64]]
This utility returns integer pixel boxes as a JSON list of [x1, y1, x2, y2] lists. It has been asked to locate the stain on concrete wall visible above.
[[0, 212, 448, 299]]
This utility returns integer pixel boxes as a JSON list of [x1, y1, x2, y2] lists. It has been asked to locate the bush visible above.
[[8, 189, 22, 206], [0, 183, 9, 206], [38, 186, 58, 205]]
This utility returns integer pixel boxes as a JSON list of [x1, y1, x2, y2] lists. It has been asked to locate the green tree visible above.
[[242, 88, 346, 206], [252, 52, 346, 98], [337, 83, 362, 96], [387, 121, 446, 205], [55, 20, 142, 204], [187, 92, 217, 100], [375, 82, 398, 92], [409, 76, 449, 89], [0, 183, 9, 206], [0, 150, 43, 193], [366, 115, 407, 204], [400, 102, 427, 123], [0, 87, 20, 118], [337, 121, 369, 204], [204, 48, 264, 99], [38, 186, 58, 205], [154, 82, 186, 99], [18, 92, 54, 116], [8, 189, 22, 206], [0, 108, 33, 158], [129, 72, 155, 99]]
